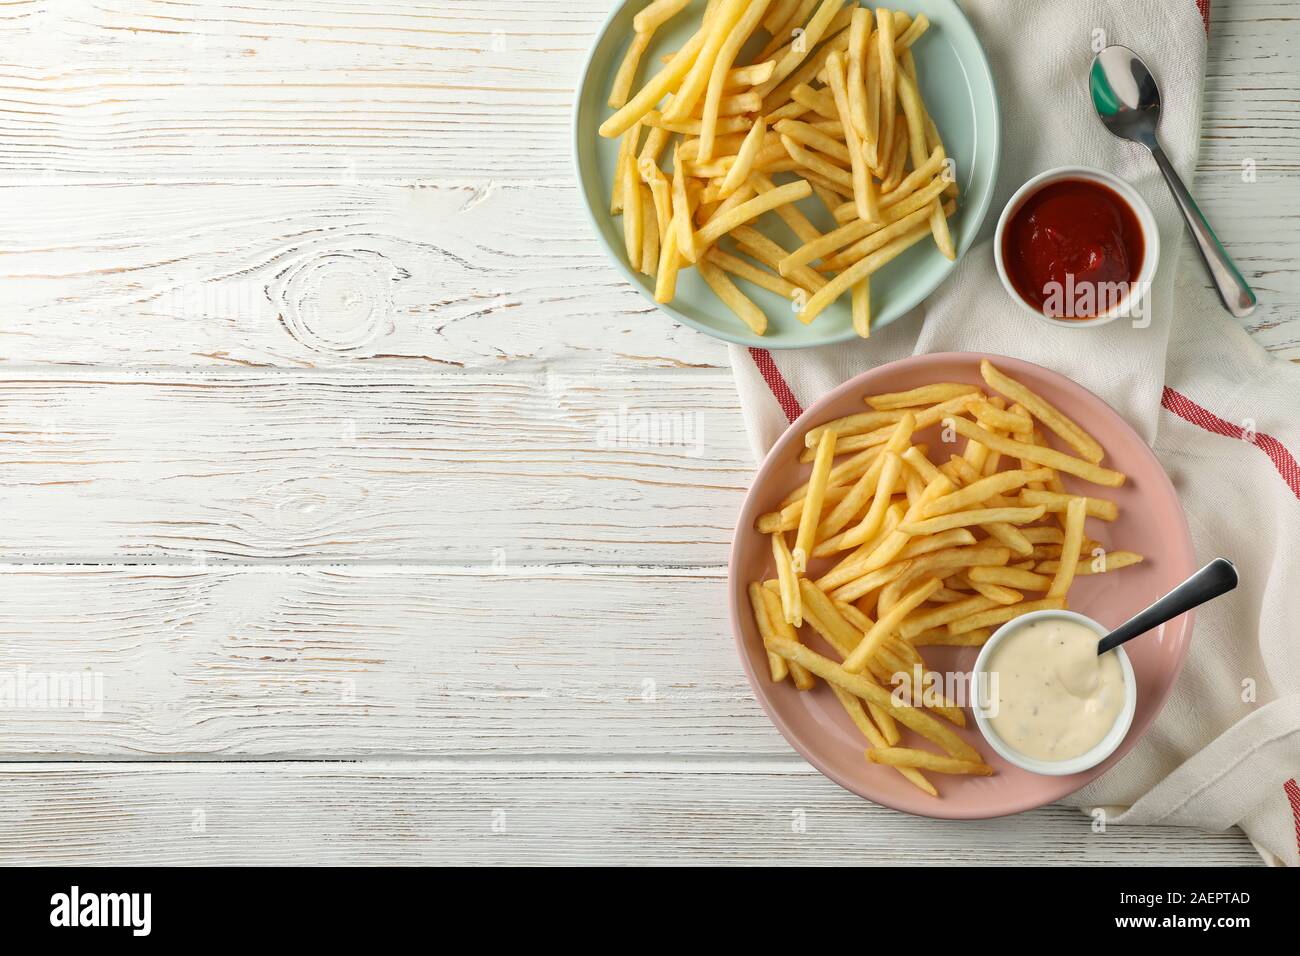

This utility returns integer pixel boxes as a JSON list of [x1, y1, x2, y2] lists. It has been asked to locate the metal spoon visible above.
[[1097, 558, 1238, 655], [1089, 45, 1257, 318]]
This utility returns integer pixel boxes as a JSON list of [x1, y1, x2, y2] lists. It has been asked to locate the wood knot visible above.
[[273, 249, 396, 355]]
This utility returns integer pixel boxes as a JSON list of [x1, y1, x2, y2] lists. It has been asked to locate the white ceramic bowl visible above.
[[992, 165, 1159, 329], [970, 609, 1138, 776]]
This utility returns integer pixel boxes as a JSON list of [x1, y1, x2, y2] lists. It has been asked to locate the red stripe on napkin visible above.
[[748, 348, 804, 423], [1198, 0, 1211, 32], [1160, 386, 1300, 500], [1285, 779, 1300, 855]]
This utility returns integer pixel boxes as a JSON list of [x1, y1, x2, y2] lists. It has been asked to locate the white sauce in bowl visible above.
[[985, 616, 1125, 762]]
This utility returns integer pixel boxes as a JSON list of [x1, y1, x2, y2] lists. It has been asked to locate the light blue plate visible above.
[[574, 0, 1000, 348]]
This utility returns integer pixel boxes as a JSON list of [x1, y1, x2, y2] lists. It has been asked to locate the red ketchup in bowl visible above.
[[1000, 179, 1145, 319]]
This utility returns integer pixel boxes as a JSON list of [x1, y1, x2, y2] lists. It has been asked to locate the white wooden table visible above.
[[0, 0, 1291, 865]]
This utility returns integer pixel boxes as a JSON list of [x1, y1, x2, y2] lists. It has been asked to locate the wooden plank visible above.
[[0, 0, 605, 181], [0, 182, 726, 371], [0, 762, 1262, 865], [1183, 0, 1300, 355], [0, 370, 746, 564], [0, 566, 778, 758]]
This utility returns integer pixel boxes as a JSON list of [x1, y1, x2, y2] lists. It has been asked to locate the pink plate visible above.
[[727, 352, 1197, 819]]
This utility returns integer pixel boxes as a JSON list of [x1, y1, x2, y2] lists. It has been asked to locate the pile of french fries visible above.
[[602, 0, 958, 336], [750, 360, 1145, 796]]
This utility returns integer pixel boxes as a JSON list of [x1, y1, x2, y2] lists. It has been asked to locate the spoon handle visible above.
[[1097, 558, 1238, 656], [1148, 142, 1257, 318]]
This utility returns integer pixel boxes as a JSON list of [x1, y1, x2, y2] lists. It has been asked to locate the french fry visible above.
[[894, 11, 930, 50], [822, 187, 952, 271], [706, 248, 800, 298], [921, 468, 1053, 517], [732, 225, 827, 294], [669, 145, 697, 263], [781, 444, 884, 508], [622, 151, 643, 266], [898, 594, 1000, 640], [780, 134, 852, 190], [695, 0, 773, 160], [967, 565, 1054, 591], [638, 126, 672, 172], [601, 26, 711, 139], [762, 634, 982, 762], [609, 32, 653, 109], [762, 0, 802, 35], [749, 171, 822, 245], [693, 180, 812, 256], [881, 114, 909, 189], [754, 0, 846, 98], [697, 256, 768, 334], [820, 604, 903, 747], [851, 278, 871, 338], [1037, 550, 1145, 576], [654, 210, 683, 302], [874, 7, 897, 173], [793, 429, 838, 571], [772, 531, 802, 626], [843, 576, 941, 671], [748, 582, 790, 682], [639, 185, 659, 275], [774, 118, 850, 162], [927, 198, 955, 261], [865, 382, 979, 410], [633, 0, 692, 34], [803, 410, 907, 447], [947, 597, 1067, 636], [885, 544, 1013, 588], [866, 747, 994, 776], [815, 449, 893, 542], [760, 24, 852, 114], [861, 36, 881, 166], [911, 626, 992, 647], [875, 648, 966, 727], [972, 399, 1033, 434], [945, 417, 1126, 487], [611, 124, 642, 215], [899, 505, 1047, 537], [663, 0, 752, 122], [799, 578, 866, 658], [645, 112, 755, 135], [826, 557, 909, 603], [968, 580, 1023, 605], [980, 360, 1106, 464], [813, 449, 904, 555], [800, 608, 926, 790], [795, 395, 977, 465], [757, 483, 853, 533], [878, 146, 946, 209], [825, 50, 878, 223], [783, 185, 939, 275], [790, 83, 839, 120], [850, 474, 954, 572], [1020, 488, 1119, 521], [759, 585, 815, 689], [895, 528, 978, 558], [847, 7, 873, 141], [724, 60, 777, 89], [1047, 496, 1088, 598]]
